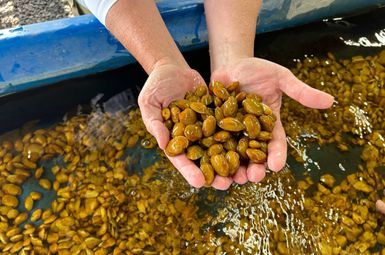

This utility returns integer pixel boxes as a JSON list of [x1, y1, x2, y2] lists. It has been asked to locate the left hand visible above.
[[138, 63, 233, 190], [211, 57, 334, 185]]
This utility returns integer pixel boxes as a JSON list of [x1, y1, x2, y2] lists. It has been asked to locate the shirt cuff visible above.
[[77, 0, 119, 25]]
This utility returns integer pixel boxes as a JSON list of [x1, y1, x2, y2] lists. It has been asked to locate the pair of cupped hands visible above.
[[138, 57, 334, 190]]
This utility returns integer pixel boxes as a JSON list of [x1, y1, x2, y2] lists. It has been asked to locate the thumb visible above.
[[279, 70, 334, 109], [211, 69, 233, 86]]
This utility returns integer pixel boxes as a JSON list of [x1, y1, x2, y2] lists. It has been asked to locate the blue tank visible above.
[[0, 0, 384, 95]]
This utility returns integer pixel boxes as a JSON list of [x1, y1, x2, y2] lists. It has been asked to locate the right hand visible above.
[[211, 58, 334, 185], [138, 63, 233, 189]]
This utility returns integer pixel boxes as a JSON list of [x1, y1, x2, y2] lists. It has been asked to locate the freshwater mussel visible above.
[[162, 81, 276, 185]]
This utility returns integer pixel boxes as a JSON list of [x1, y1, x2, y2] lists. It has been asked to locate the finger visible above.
[[267, 118, 287, 172], [149, 120, 170, 150], [211, 175, 233, 190], [167, 154, 205, 188], [190, 69, 208, 88], [233, 165, 248, 185], [138, 98, 170, 150], [376, 200, 385, 214], [246, 163, 266, 183], [279, 71, 334, 109]]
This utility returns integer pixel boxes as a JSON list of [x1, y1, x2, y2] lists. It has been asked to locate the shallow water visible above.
[[1, 66, 383, 254]]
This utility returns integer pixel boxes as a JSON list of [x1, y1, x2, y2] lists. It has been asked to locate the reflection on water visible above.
[[341, 28, 385, 47], [281, 49, 385, 254], [205, 171, 321, 254]]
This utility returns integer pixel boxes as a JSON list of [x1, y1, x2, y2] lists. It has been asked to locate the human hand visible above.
[[211, 57, 334, 184], [376, 194, 385, 214], [138, 63, 232, 189]]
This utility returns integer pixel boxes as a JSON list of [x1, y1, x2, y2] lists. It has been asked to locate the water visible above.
[[2, 69, 382, 253], [1, 7, 385, 255]]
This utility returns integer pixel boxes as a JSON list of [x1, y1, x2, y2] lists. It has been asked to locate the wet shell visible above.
[[222, 96, 238, 117], [202, 116, 216, 137], [210, 154, 230, 177], [246, 149, 267, 164], [190, 102, 209, 115], [260, 115, 275, 132], [226, 151, 240, 175], [200, 163, 215, 186], [184, 124, 203, 142], [243, 114, 261, 139], [165, 136, 189, 156], [218, 118, 245, 132], [242, 98, 264, 116], [179, 108, 197, 125], [186, 145, 205, 160]]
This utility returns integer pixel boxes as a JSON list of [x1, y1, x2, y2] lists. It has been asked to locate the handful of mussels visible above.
[[162, 81, 276, 186]]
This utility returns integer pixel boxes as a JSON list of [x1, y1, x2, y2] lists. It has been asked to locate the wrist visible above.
[[149, 55, 189, 74], [211, 48, 250, 72]]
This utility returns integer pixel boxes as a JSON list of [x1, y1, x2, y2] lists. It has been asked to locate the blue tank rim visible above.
[[0, 0, 384, 96]]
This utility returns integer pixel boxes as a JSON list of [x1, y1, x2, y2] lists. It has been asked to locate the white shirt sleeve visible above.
[[77, 0, 119, 25]]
